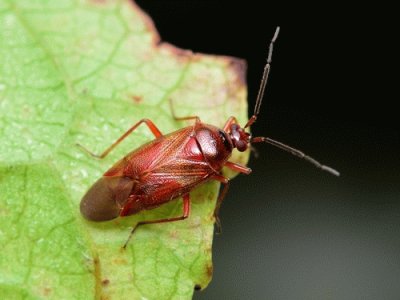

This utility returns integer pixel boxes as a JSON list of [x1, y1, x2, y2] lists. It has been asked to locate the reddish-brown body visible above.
[[79, 119, 243, 223], [109, 126, 214, 215], [79, 27, 338, 246], [97, 123, 229, 216], [115, 124, 232, 213]]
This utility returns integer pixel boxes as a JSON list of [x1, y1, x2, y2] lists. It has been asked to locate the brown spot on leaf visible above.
[[42, 287, 51, 296], [102, 279, 110, 286], [131, 95, 143, 103], [113, 257, 128, 265]]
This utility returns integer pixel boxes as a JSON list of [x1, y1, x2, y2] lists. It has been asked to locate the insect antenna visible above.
[[251, 136, 340, 176], [245, 26, 280, 129], [245, 27, 339, 176]]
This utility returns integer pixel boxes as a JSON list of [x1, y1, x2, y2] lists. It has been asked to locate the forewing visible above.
[[104, 127, 193, 177], [138, 156, 213, 202]]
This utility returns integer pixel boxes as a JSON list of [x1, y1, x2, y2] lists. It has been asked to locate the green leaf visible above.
[[0, 1, 249, 299]]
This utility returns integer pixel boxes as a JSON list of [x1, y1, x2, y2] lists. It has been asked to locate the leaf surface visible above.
[[0, 1, 248, 299]]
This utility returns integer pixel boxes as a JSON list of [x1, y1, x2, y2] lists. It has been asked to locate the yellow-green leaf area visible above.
[[0, 0, 249, 299]]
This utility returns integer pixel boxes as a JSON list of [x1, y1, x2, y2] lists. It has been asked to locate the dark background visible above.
[[136, 1, 399, 299]]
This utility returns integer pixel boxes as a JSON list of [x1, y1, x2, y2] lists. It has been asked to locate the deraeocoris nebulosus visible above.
[[78, 27, 339, 247]]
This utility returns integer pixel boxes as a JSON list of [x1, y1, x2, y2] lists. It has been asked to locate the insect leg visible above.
[[168, 98, 200, 122], [224, 161, 252, 175], [222, 116, 238, 131], [213, 163, 251, 232], [123, 194, 191, 248], [211, 174, 230, 234], [77, 119, 163, 159]]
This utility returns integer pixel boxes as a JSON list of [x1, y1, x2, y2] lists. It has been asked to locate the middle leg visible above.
[[123, 193, 191, 248], [224, 161, 252, 175]]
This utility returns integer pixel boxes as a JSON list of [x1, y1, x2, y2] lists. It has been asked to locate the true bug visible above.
[[79, 27, 339, 247]]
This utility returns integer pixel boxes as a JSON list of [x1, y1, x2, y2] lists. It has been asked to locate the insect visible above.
[[79, 27, 339, 247]]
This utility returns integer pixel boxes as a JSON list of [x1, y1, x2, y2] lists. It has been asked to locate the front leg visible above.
[[224, 161, 252, 175]]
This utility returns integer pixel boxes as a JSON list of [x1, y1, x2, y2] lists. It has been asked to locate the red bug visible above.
[[79, 27, 339, 247]]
